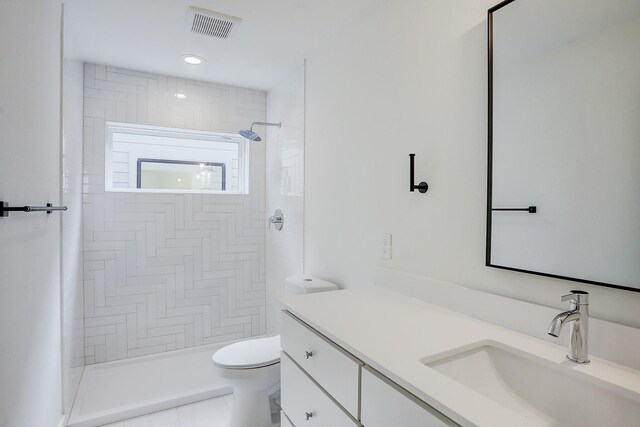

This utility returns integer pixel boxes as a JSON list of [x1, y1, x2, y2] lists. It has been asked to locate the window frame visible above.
[[105, 121, 249, 194]]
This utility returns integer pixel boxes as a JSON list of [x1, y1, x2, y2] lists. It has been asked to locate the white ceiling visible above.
[[63, 0, 374, 90]]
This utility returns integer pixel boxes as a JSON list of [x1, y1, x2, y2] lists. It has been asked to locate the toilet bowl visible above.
[[212, 276, 338, 427], [213, 336, 281, 427]]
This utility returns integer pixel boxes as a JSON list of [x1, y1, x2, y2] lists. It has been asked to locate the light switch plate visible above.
[[380, 234, 392, 259]]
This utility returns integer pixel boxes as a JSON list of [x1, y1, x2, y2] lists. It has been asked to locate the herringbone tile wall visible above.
[[82, 64, 267, 364]]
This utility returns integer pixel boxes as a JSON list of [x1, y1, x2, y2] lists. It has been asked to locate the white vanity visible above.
[[279, 288, 640, 427], [280, 310, 454, 427]]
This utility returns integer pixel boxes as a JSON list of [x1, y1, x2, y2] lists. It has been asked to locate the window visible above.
[[137, 159, 226, 191], [105, 122, 248, 194]]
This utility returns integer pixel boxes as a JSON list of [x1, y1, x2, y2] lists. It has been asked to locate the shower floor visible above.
[[67, 340, 241, 427]]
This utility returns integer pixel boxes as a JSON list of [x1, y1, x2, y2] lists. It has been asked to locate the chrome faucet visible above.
[[547, 290, 590, 364]]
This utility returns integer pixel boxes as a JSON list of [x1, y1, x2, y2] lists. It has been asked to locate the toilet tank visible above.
[[285, 276, 339, 295]]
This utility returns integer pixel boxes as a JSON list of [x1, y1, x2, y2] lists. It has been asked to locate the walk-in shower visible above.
[[239, 121, 282, 141]]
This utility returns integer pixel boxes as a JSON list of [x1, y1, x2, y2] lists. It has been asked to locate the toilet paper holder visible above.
[[409, 154, 429, 194]]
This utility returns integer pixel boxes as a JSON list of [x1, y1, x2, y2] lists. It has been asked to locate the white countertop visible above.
[[280, 288, 640, 427]]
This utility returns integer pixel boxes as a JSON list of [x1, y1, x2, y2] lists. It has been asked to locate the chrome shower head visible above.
[[239, 129, 262, 141], [238, 121, 282, 142]]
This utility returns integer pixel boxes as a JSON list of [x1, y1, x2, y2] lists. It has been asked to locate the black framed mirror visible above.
[[487, 0, 640, 292]]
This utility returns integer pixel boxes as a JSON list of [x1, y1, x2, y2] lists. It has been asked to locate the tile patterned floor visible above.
[[99, 395, 232, 427]]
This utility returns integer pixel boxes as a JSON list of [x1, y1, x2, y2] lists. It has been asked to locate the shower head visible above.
[[239, 129, 262, 141], [238, 121, 282, 142]]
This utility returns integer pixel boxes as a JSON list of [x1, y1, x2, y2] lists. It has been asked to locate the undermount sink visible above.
[[423, 341, 640, 427]]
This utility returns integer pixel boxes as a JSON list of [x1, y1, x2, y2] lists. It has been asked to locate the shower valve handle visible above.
[[268, 209, 284, 230]]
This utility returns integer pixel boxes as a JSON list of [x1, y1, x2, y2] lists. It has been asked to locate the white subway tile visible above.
[[106, 71, 148, 87], [82, 64, 268, 362]]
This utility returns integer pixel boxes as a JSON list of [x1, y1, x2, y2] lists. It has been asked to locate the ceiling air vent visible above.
[[186, 7, 241, 39]]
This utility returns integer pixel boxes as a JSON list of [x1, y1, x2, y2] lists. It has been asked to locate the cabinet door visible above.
[[361, 367, 458, 427], [281, 353, 360, 427], [281, 311, 362, 419]]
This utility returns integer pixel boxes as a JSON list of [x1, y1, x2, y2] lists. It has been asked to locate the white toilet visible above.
[[212, 277, 339, 427]]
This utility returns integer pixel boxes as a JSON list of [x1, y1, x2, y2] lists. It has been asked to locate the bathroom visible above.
[[1, 0, 639, 426]]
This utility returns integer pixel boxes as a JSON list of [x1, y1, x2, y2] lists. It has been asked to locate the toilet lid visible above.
[[212, 335, 281, 369]]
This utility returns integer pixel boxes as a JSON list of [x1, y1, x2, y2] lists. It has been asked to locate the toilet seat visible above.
[[213, 335, 281, 369]]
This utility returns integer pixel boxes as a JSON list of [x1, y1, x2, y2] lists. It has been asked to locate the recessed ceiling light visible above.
[[175, 92, 187, 99], [182, 54, 205, 65]]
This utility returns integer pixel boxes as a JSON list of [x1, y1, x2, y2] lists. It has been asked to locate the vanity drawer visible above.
[[281, 353, 360, 427], [281, 311, 362, 418], [361, 367, 458, 427]]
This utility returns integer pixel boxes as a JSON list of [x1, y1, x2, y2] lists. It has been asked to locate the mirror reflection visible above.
[[488, 0, 640, 291]]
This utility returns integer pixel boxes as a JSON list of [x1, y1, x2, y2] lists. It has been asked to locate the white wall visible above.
[[62, 59, 85, 418], [0, 1, 64, 426], [265, 65, 306, 335], [82, 64, 267, 363], [304, 0, 640, 328]]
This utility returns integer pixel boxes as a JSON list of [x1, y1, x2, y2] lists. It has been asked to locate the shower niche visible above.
[[486, 0, 640, 292]]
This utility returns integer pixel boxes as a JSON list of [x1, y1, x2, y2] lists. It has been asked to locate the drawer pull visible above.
[[305, 351, 313, 359], [305, 411, 313, 420]]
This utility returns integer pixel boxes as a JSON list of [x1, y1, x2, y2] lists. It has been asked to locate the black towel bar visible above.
[[1, 201, 68, 217], [491, 206, 537, 213]]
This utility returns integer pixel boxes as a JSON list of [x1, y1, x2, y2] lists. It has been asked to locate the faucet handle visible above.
[[561, 290, 589, 305]]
